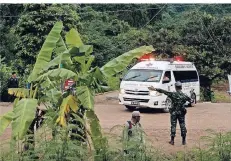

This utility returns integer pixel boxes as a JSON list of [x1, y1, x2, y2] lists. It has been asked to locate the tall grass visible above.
[[1, 127, 231, 161], [173, 130, 231, 161]]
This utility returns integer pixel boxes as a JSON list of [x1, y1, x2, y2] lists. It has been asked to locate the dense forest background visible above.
[[1, 4, 231, 99]]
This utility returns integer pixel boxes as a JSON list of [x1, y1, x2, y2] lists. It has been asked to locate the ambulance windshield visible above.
[[123, 69, 163, 82]]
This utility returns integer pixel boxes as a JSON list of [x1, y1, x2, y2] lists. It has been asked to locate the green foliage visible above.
[[107, 76, 120, 90], [28, 21, 63, 82], [80, 6, 155, 67], [76, 86, 94, 110], [0, 57, 12, 101], [212, 90, 231, 103], [89, 4, 164, 27], [101, 45, 154, 77], [0, 4, 23, 65], [0, 22, 66, 141], [173, 131, 231, 161], [14, 4, 81, 65], [1, 4, 231, 86], [0, 25, 18, 64], [1, 126, 90, 160], [65, 28, 84, 48], [1, 22, 156, 161], [86, 110, 108, 160], [0, 111, 14, 136], [36, 68, 77, 82], [181, 11, 231, 81], [8, 88, 30, 98], [12, 98, 38, 139], [1, 107, 231, 161], [56, 95, 79, 126]]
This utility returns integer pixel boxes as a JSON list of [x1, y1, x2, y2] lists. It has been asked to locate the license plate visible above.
[[131, 101, 139, 105]]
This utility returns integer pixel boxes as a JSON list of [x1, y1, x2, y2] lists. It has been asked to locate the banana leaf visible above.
[[0, 111, 14, 136], [86, 110, 108, 153], [100, 45, 154, 77], [8, 88, 30, 98], [12, 98, 38, 139], [36, 68, 77, 82], [65, 28, 83, 48], [28, 21, 63, 82], [56, 95, 79, 127], [76, 86, 94, 110]]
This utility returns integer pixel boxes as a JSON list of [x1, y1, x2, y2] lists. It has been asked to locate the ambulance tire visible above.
[[189, 93, 196, 107], [163, 97, 172, 113], [125, 105, 136, 111]]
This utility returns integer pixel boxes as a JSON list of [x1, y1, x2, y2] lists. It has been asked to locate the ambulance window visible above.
[[162, 71, 171, 83], [173, 71, 198, 83], [123, 69, 163, 82]]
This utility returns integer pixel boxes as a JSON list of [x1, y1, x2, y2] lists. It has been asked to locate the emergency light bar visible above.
[[138, 53, 184, 62], [138, 53, 155, 62], [174, 56, 184, 61]]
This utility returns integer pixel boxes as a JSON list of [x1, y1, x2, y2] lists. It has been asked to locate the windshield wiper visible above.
[[142, 75, 158, 82], [124, 75, 141, 81]]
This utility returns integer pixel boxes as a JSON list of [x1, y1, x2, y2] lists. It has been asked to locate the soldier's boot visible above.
[[169, 136, 174, 145], [182, 136, 186, 145]]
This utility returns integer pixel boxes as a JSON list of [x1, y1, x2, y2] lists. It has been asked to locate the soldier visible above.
[[148, 82, 192, 145], [7, 72, 19, 102], [8, 72, 18, 88], [122, 111, 145, 155]]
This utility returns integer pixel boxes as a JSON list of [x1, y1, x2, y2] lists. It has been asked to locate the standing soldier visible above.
[[8, 72, 19, 102], [122, 111, 145, 156], [148, 82, 192, 145]]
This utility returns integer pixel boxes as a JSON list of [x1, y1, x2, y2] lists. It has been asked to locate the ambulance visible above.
[[118, 56, 200, 112]]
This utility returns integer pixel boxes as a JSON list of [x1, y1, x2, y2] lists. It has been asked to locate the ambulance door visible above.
[[162, 71, 175, 92]]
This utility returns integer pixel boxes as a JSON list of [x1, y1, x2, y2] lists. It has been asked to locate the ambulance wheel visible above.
[[189, 93, 196, 107], [163, 97, 172, 113], [125, 105, 136, 111]]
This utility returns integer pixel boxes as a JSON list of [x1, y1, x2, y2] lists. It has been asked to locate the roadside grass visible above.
[[1, 125, 231, 161], [212, 90, 231, 103]]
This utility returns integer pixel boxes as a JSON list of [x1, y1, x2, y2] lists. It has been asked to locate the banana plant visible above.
[[38, 27, 154, 155], [0, 22, 64, 140], [0, 21, 154, 157]]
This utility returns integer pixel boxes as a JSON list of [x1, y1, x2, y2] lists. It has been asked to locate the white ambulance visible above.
[[118, 59, 200, 112]]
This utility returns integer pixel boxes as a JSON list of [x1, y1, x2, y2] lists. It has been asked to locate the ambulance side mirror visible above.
[[119, 77, 123, 82]]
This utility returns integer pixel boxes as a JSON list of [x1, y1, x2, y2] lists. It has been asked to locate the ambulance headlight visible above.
[[120, 88, 125, 94], [149, 91, 162, 97]]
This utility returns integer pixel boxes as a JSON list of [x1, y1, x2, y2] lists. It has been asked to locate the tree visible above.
[[0, 4, 23, 64], [181, 11, 231, 82], [86, 4, 164, 28], [14, 4, 81, 67]]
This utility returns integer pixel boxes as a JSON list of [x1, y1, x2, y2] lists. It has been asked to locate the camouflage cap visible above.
[[132, 111, 141, 117], [175, 81, 182, 87]]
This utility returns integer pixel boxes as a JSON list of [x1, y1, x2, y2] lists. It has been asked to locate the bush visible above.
[[0, 58, 12, 102], [181, 131, 231, 161], [212, 90, 231, 103]]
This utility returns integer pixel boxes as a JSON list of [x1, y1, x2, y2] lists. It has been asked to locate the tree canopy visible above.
[[1, 4, 231, 84]]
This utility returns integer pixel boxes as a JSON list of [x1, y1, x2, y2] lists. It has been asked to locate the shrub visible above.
[[0, 57, 12, 102]]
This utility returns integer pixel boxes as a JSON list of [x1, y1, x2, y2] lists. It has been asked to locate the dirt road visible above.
[[0, 91, 231, 154], [95, 92, 231, 153]]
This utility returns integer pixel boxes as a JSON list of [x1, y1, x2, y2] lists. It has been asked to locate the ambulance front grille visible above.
[[125, 90, 149, 95], [123, 98, 149, 103]]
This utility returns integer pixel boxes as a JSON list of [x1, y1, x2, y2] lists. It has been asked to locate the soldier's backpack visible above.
[[127, 121, 141, 136], [127, 121, 133, 136]]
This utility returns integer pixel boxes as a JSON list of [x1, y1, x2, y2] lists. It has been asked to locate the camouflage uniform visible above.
[[122, 121, 145, 156], [155, 88, 191, 138]]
